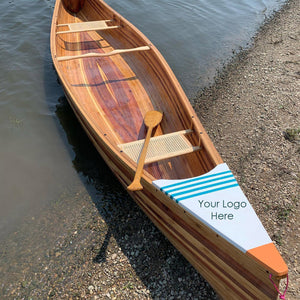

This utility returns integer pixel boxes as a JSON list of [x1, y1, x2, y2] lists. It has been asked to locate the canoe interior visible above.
[[53, 0, 221, 181]]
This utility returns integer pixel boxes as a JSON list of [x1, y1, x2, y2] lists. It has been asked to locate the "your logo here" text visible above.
[[198, 200, 247, 220]]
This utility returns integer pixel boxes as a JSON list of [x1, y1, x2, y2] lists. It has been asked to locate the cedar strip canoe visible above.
[[50, 0, 288, 298]]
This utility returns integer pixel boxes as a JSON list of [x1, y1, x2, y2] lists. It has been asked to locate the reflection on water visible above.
[[0, 0, 285, 249]]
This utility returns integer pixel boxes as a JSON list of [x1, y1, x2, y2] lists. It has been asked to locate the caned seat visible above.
[[56, 20, 119, 34], [118, 129, 201, 164]]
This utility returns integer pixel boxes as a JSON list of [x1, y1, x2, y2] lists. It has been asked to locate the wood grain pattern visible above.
[[50, 1, 287, 298]]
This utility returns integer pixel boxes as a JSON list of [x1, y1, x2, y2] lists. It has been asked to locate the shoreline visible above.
[[0, 0, 299, 299], [194, 0, 299, 297]]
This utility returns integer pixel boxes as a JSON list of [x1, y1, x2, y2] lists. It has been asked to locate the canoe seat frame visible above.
[[118, 129, 201, 164], [56, 20, 119, 34]]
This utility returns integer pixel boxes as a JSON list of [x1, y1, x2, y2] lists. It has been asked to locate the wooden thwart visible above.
[[119, 129, 201, 165], [57, 46, 150, 61], [56, 20, 119, 34]]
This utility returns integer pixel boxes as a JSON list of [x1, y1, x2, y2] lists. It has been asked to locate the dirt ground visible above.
[[0, 0, 298, 299]]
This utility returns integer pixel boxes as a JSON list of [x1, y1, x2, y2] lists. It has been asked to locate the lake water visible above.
[[0, 0, 285, 252]]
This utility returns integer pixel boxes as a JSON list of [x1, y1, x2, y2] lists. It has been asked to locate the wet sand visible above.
[[0, 0, 299, 299]]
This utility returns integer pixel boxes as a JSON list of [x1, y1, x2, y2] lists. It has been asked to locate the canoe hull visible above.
[[51, 0, 287, 298], [64, 90, 281, 299]]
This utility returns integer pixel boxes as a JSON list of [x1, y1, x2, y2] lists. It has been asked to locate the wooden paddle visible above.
[[127, 111, 163, 191]]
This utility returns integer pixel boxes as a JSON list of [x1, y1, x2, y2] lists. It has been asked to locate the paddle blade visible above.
[[144, 111, 163, 128]]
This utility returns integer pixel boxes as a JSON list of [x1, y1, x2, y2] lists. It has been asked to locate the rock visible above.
[[88, 285, 94, 294]]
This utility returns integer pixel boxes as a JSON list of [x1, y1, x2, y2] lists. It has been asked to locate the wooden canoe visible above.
[[50, 0, 288, 298]]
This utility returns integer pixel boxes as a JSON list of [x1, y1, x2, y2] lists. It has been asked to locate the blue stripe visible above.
[[175, 183, 239, 202], [161, 170, 232, 191], [168, 178, 237, 198], [163, 174, 234, 193]]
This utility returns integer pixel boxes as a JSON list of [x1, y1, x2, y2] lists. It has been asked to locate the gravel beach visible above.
[[0, 0, 299, 299], [194, 0, 299, 298]]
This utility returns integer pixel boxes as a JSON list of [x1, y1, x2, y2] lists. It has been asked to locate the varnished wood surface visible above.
[[51, 0, 222, 181], [50, 1, 287, 298], [127, 111, 163, 191]]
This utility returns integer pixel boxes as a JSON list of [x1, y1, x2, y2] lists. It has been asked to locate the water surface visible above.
[[0, 0, 82, 240], [106, 0, 285, 94]]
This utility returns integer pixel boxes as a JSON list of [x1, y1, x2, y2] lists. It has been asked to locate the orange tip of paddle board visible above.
[[247, 243, 288, 277]]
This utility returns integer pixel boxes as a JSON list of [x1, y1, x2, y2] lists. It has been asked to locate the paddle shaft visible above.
[[127, 126, 154, 191], [127, 111, 163, 191]]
